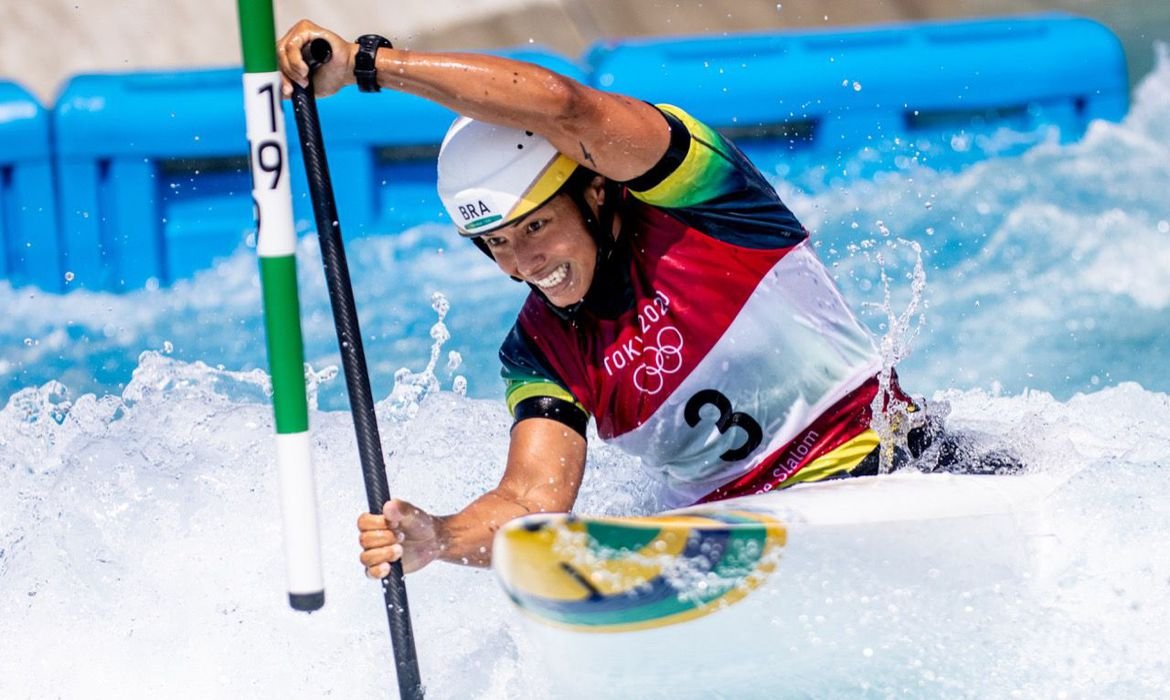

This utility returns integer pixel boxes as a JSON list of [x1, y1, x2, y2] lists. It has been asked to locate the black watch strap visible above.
[[354, 34, 393, 93]]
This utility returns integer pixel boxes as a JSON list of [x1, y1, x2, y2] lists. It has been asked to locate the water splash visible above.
[[863, 236, 928, 471], [384, 291, 468, 420], [783, 47, 1170, 400], [303, 363, 339, 410]]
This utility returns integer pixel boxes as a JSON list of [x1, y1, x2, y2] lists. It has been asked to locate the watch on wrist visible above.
[[354, 34, 393, 93]]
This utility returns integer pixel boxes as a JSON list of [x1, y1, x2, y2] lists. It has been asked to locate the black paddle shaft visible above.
[[291, 38, 424, 700]]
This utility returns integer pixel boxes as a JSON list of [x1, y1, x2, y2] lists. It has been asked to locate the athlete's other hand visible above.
[[358, 498, 444, 577], [276, 19, 356, 98]]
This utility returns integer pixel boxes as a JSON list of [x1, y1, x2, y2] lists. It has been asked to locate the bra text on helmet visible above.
[[459, 201, 493, 221]]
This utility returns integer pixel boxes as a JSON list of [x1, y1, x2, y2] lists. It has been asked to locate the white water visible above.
[[3, 48, 1170, 700]]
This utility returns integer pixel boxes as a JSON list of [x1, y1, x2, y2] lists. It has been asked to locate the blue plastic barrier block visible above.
[[585, 14, 1127, 155], [0, 81, 62, 291], [53, 68, 256, 291]]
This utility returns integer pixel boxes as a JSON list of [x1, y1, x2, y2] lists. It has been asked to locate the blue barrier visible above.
[[0, 81, 61, 291], [586, 14, 1127, 153], [52, 50, 585, 292], [20, 14, 1134, 293], [54, 68, 252, 290]]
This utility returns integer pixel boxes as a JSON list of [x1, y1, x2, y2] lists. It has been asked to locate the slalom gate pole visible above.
[[291, 38, 424, 700], [236, 0, 324, 613]]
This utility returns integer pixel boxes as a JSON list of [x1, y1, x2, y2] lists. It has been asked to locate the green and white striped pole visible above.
[[237, 0, 324, 612]]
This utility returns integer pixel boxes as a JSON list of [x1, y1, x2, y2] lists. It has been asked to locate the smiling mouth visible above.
[[532, 263, 568, 290]]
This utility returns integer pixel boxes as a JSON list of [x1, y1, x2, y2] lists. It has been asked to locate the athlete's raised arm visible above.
[[277, 19, 671, 183]]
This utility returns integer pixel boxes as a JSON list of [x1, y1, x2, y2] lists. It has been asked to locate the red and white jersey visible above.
[[500, 105, 888, 507]]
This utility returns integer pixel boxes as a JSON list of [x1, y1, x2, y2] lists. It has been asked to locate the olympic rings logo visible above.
[[632, 326, 685, 395]]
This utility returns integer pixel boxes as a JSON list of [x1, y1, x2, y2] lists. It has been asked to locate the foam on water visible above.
[[2, 360, 1167, 697], [3, 47, 1170, 699]]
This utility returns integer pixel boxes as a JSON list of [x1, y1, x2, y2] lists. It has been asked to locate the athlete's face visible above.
[[480, 183, 604, 308]]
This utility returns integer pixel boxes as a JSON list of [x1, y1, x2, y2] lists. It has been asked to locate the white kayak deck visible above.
[[493, 471, 1071, 698]]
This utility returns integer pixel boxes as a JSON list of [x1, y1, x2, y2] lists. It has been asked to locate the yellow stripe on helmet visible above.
[[504, 153, 580, 224]]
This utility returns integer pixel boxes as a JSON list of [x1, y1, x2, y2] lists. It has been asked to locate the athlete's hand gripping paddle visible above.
[[291, 38, 424, 700]]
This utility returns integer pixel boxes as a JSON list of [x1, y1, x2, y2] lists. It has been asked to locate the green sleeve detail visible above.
[[628, 104, 738, 209]]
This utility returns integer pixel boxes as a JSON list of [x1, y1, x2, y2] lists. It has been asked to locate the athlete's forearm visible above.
[[373, 49, 587, 135], [435, 489, 544, 567], [436, 418, 586, 568]]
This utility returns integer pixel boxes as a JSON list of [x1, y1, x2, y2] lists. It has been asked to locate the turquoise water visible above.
[[2, 48, 1169, 699]]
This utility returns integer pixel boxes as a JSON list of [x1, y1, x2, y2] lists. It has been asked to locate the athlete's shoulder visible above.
[[621, 104, 806, 249], [620, 105, 741, 207], [499, 312, 587, 420]]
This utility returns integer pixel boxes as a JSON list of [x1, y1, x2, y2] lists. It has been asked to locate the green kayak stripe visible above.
[[583, 521, 664, 552], [260, 255, 308, 433]]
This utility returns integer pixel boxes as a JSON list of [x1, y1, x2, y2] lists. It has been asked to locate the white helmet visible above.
[[437, 117, 580, 236]]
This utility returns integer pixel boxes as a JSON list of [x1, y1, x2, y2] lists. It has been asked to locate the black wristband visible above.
[[354, 34, 392, 93]]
